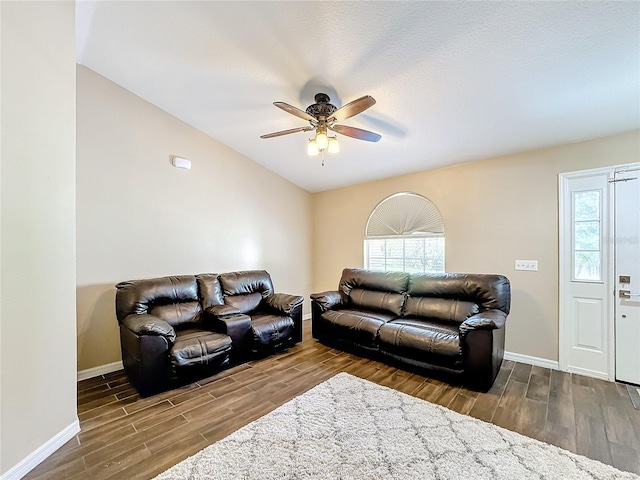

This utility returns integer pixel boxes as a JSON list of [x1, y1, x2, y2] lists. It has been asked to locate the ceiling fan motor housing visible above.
[[306, 93, 337, 120]]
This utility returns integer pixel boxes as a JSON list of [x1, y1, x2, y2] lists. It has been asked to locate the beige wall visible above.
[[312, 130, 640, 362], [76, 66, 312, 372], [0, 1, 78, 475]]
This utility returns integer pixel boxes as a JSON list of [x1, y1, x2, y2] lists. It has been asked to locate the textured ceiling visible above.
[[76, 1, 640, 192]]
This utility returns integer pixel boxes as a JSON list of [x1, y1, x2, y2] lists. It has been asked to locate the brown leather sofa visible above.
[[115, 270, 303, 396], [311, 268, 511, 391]]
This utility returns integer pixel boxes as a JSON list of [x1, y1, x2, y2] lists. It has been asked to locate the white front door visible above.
[[560, 171, 612, 379], [614, 165, 640, 385]]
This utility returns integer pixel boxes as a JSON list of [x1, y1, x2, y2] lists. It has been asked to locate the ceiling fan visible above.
[[260, 93, 381, 161]]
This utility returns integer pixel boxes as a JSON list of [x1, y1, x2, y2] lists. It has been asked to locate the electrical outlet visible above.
[[515, 260, 538, 271]]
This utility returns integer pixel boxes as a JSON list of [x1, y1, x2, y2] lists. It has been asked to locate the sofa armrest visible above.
[[212, 313, 252, 357], [459, 309, 507, 392], [265, 293, 304, 315], [459, 309, 506, 335], [310, 290, 344, 313], [122, 314, 176, 343], [205, 304, 241, 317]]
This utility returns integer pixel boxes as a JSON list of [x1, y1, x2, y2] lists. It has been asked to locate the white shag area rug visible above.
[[153, 372, 638, 479]]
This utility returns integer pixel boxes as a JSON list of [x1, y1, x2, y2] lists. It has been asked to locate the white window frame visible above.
[[363, 192, 445, 274]]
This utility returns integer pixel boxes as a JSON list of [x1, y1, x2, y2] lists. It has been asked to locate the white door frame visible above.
[[559, 162, 640, 381], [559, 165, 615, 380], [613, 164, 640, 384]]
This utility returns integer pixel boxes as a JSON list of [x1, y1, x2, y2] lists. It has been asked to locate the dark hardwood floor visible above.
[[26, 321, 640, 479]]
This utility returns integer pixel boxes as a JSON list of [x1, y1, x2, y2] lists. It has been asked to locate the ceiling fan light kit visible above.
[[315, 127, 328, 150], [307, 133, 340, 163], [307, 139, 320, 156], [328, 136, 339, 154], [261, 92, 381, 165]]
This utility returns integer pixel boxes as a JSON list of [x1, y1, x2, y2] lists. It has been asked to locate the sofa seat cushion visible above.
[[378, 318, 462, 369], [170, 329, 232, 370], [319, 309, 398, 348], [250, 313, 295, 353]]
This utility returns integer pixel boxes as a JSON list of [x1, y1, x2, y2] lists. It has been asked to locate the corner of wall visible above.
[[0, 421, 80, 480]]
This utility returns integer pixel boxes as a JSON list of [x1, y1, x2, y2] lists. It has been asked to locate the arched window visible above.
[[364, 192, 445, 273]]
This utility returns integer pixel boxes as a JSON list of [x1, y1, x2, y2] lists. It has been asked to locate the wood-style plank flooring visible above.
[[25, 322, 640, 479]]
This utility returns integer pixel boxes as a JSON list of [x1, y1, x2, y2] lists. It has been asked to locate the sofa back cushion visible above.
[[219, 270, 274, 297], [339, 268, 409, 295], [337, 269, 409, 316], [408, 273, 511, 315], [219, 270, 274, 314], [115, 275, 202, 328], [350, 288, 405, 316], [225, 292, 263, 314], [196, 273, 223, 309], [403, 297, 479, 324]]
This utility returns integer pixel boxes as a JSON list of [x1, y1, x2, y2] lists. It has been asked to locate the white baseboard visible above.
[[76, 351, 557, 382], [77, 360, 123, 381], [76, 318, 315, 382], [1, 419, 80, 480], [565, 365, 610, 381], [504, 351, 559, 371]]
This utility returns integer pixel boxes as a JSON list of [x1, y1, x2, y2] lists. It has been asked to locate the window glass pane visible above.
[[574, 251, 601, 280], [367, 258, 386, 271], [385, 258, 404, 271], [403, 238, 424, 258], [403, 238, 424, 273], [425, 237, 445, 273], [404, 256, 425, 274], [368, 238, 386, 249], [367, 239, 385, 256], [364, 238, 445, 273], [385, 239, 403, 258], [574, 191, 600, 221], [574, 222, 600, 250]]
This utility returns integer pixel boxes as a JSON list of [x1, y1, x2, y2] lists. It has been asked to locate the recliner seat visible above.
[[217, 270, 301, 356]]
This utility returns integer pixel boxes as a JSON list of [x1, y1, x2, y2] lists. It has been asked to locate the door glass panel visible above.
[[573, 189, 602, 281], [574, 191, 600, 221], [575, 251, 601, 280], [575, 222, 600, 250]]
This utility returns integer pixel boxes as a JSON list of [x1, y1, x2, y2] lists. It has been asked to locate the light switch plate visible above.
[[515, 260, 538, 271]]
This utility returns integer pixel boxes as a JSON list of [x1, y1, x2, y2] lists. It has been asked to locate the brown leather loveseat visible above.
[[311, 268, 510, 391], [115, 270, 303, 396]]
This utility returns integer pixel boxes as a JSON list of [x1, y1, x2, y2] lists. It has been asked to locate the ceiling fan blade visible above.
[[273, 102, 316, 122], [260, 126, 314, 139], [330, 95, 376, 122], [329, 124, 382, 142]]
